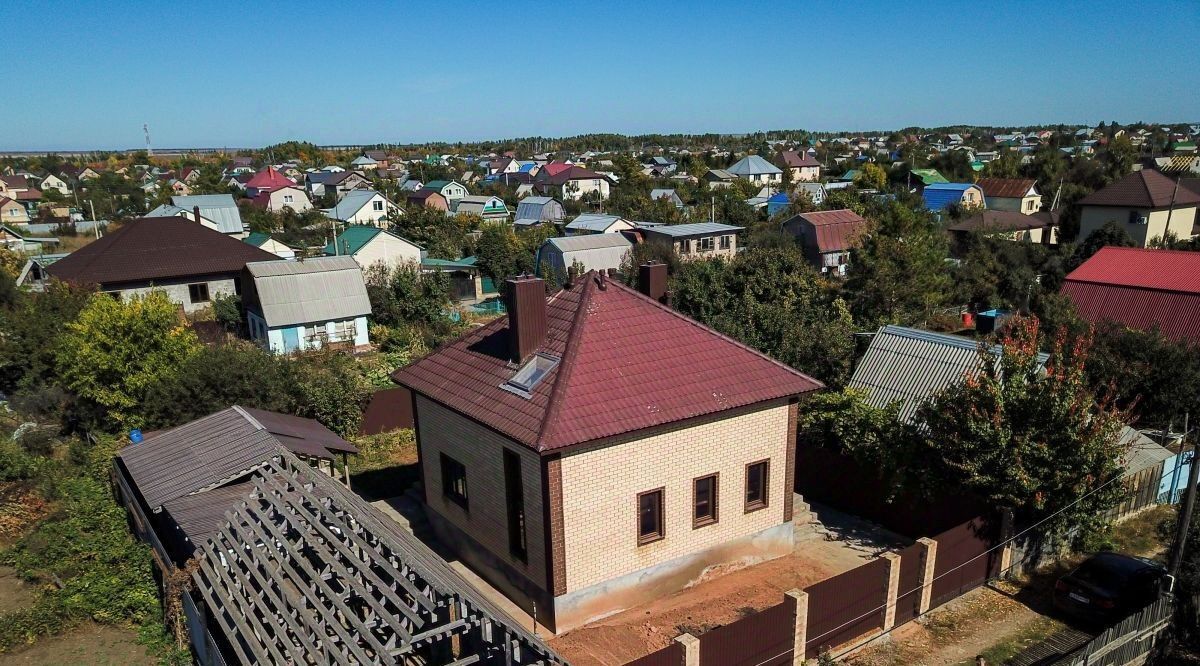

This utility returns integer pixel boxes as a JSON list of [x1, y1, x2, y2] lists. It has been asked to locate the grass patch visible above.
[[348, 429, 420, 501], [1109, 504, 1175, 559]]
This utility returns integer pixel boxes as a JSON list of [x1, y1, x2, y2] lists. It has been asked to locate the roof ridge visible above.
[[609, 278, 825, 386], [533, 275, 598, 451]]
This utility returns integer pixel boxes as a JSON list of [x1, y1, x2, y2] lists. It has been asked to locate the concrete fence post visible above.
[[674, 632, 699, 666], [881, 552, 901, 631], [917, 537, 938, 615], [998, 508, 1015, 578], [786, 588, 808, 666]]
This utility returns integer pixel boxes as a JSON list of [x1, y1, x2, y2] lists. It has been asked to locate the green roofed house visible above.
[[909, 168, 949, 192], [422, 180, 468, 204], [243, 232, 296, 260], [836, 169, 860, 183], [324, 225, 422, 270], [421, 257, 487, 303]]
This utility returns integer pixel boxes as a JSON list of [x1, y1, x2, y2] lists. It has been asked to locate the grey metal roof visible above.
[[546, 233, 632, 252], [118, 406, 356, 511], [726, 154, 783, 176], [325, 189, 392, 220], [246, 256, 370, 328], [515, 196, 564, 224], [565, 213, 627, 231], [1120, 427, 1174, 475], [171, 194, 245, 234], [849, 325, 1014, 423], [642, 222, 743, 237]]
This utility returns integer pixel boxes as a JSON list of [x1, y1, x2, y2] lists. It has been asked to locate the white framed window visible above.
[[284, 194, 293, 203], [332, 319, 357, 341], [719, 235, 732, 250], [373, 200, 384, 211], [699, 237, 715, 251]]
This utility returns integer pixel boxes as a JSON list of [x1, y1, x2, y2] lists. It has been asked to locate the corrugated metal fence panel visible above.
[[698, 598, 795, 666], [894, 542, 925, 626], [625, 642, 683, 666], [930, 515, 1001, 609], [804, 558, 889, 658], [358, 387, 414, 435]]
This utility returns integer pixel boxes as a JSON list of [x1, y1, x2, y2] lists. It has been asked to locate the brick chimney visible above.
[[639, 261, 668, 304], [505, 275, 547, 363], [193, 206, 202, 224]]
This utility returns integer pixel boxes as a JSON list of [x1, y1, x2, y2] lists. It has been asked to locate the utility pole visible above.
[[1171, 412, 1198, 579]]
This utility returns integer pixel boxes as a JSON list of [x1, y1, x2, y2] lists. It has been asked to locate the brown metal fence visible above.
[[624, 642, 683, 666], [803, 558, 888, 658], [697, 597, 795, 666], [930, 515, 1001, 609], [893, 542, 925, 626]]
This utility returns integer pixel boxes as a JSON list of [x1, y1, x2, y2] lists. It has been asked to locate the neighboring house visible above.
[[322, 170, 372, 200], [249, 185, 313, 213], [244, 166, 296, 198], [243, 256, 372, 354], [533, 165, 613, 202], [908, 168, 949, 191], [536, 234, 632, 278], [1077, 170, 1200, 247], [323, 190, 401, 227], [0, 196, 29, 224], [794, 181, 827, 206], [242, 232, 296, 259], [513, 196, 565, 228], [976, 178, 1042, 213], [0, 225, 58, 253], [726, 155, 783, 186], [703, 168, 738, 189], [1062, 246, 1200, 344], [948, 210, 1058, 246], [323, 225, 422, 270], [146, 193, 247, 237], [46, 216, 276, 312], [406, 189, 449, 211], [421, 257, 486, 302], [848, 325, 1046, 423], [641, 222, 742, 260], [39, 173, 71, 195], [391, 268, 823, 632], [649, 188, 684, 208], [922, 183, 985, 211], [453, 195, 510, 221], [776, 150, 821, 181], [782, 209, 868, 275], [488, 156, 520, 175], [564, 213, 634, 235], [350, 155, 378, 170], [423, 180, 469, 204]]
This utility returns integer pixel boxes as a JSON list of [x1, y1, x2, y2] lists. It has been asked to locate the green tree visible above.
[[1066, 221, 1135, 272], [474, 223, 533, 288], [0, 280, 95, 397], [1087, 324, 1200, 430], [57, 291, 201, 430], [914, 318, 1127, 530], [844, 202, 952, 327], [854, 162, 887, 190]]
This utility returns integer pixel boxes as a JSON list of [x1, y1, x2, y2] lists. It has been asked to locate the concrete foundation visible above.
[[552, 521, 794, 633]]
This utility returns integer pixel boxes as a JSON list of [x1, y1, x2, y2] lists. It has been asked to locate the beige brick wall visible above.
[[558, 403, 790, 592], [416, 396, 548, 590]]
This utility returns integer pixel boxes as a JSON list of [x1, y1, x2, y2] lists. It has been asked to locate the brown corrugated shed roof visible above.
[[47, 216, 276, 286], [778, 150, 820, 168], [948, 209, 1049, 233], [1079, 170, 1200, 208], [976, 178, 1037, 199], [790, 209, 869, 253], [393, 272, 823, 452]]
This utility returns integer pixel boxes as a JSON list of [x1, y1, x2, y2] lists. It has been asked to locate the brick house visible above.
[[392, 265, 823, 632]]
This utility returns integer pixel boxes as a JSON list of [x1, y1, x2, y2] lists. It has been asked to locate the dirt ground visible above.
[[0, 623, 153, 666], [0, 567, 38, 615], [550, 549, 836, 666], [0, 482, 49, 549]]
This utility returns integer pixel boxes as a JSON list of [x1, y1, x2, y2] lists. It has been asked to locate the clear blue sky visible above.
[[4, 1, 1198, 151]]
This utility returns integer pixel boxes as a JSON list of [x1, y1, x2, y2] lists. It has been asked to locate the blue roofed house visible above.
[[322, 190, 401, 227], [922, 183, 985, 212], [146, 194, 246, 238], [242, 256, 372, 354], [766, 191, 790, 217]]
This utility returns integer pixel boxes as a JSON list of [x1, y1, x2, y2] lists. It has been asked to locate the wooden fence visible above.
[[1054, 595, 1173, 666]]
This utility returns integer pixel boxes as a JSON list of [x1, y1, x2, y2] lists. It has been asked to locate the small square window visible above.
[[745, 460, 770, 513], [699, 237, 715, 251], [188, 283, 210, 303], [719, 235, 732, 250], [440, 453, 468, 510], [638, 488, 664, 545]]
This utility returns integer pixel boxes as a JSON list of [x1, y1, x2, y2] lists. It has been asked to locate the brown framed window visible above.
[[745, 459, 770, 513], [693, 473, 718, 528], [440, 453, 468, 510], [637, 488, 664, 545]]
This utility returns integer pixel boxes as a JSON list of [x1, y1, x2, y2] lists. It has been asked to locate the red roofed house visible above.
[[1061, 246, 1200, 343], [392, 265, 823, 632], [534, 163, 612, 201], [782, 209, 869, 275], [245, 166, 296, 198], [1077, 169, 1200, 247], [776, 150, 822, 182], [976, 177, 1042, 214]]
